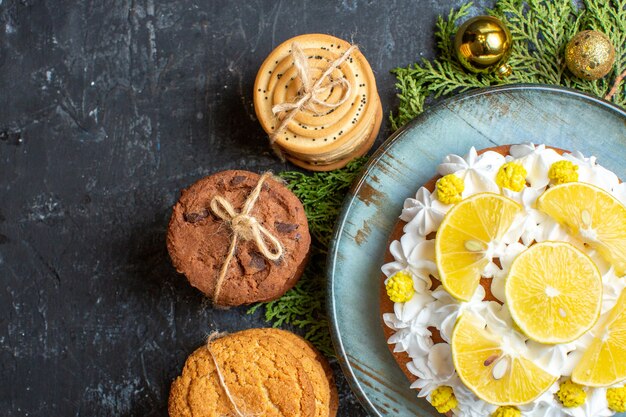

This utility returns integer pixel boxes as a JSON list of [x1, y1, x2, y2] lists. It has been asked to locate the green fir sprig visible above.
[[277, 158, 367, 248], [392, 0, 626, 130]]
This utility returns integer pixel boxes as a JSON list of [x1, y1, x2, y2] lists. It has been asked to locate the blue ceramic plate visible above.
[[328, 84, 626, 417]]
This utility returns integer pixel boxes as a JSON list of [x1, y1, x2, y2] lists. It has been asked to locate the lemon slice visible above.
[[505, 242, 602, 344], [537, 182, 626, 275], [572, 290, 626, 387], [435, 193, 522, 301], [451, 312, 557, 405]]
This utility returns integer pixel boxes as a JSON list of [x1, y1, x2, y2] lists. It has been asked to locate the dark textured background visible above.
[[0, 1, 488, 415]]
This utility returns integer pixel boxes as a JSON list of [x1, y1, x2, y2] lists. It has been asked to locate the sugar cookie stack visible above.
[[254, 34, 382, 171], [169, 328, 338, 417]]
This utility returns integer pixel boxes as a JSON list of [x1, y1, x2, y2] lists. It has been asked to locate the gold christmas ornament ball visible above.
[[454, 15, 513, 77], [565, 30, 615, 80]]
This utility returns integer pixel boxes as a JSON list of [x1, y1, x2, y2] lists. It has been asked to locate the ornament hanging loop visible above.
[[496, 63, 512, 78]]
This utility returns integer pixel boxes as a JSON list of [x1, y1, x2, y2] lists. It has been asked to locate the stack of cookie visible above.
[[254, 34, 382, 171], [169, 328, 338, 417]]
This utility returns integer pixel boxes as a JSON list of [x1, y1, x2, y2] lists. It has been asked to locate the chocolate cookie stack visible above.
[[169, 328, 338, 417], [254, 34, 382, 171]]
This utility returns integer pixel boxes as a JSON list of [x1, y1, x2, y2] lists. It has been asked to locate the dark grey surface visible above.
[[0, 1, 486, 415]]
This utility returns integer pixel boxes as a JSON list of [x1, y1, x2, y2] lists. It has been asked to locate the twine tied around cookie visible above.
[[205, 332, 248, 417], [269, 42, 359, 159], [209, 172, 283, 304]]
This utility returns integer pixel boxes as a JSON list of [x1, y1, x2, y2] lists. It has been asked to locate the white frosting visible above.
[[564, 151, 620, 192], [491, 242, 526, 303], [382, 234, 437, 286], [401, 187, 447, 236], [437, 147, 504, 196], [454, 383, 498, 417], [564, 387, 613, 417], [383, 143, 626, 417], [519, 382, 561, 417], [526, 340, 578, 377], [601, 267, 626, 314], [613, 182, 626, 205], [408, 343, 457, 397], [383, 277, 435, 358], [508, 143, 563, 188], [428, 286, 494, 343]]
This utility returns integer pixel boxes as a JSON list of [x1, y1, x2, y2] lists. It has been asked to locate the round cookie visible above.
[[167, 170, 311, 307], [168, 329, 316, 417], [379, 145, 568, 388], [245, 328, 339, 417]]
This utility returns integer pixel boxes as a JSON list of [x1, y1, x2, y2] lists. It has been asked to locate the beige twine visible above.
[[269, 42, 359, 159], [605, 68, 626, 101], [205, 332, 247, 417], [209, 172, 283, 304]]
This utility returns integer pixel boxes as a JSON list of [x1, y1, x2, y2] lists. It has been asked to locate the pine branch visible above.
[[390, 75, 426, 131], [278, 158, 366, 247], [436, 2, 475, 59], [391, 3, 496, 127], [392, 0, 626, 128]]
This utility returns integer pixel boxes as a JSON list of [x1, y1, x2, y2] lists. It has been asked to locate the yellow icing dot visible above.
[[436, 174, 465, 204], [548, 160, 579, 184], [495, 162, 527, 192], [556, 380, 587, 408], [607, 387, 626, 412], [492, 406, 521, 417], [385, 271, 414, 303], [430, 386, 458, 414]]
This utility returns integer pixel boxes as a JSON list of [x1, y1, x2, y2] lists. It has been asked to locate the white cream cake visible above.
[[382, 144, 626, 417]]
